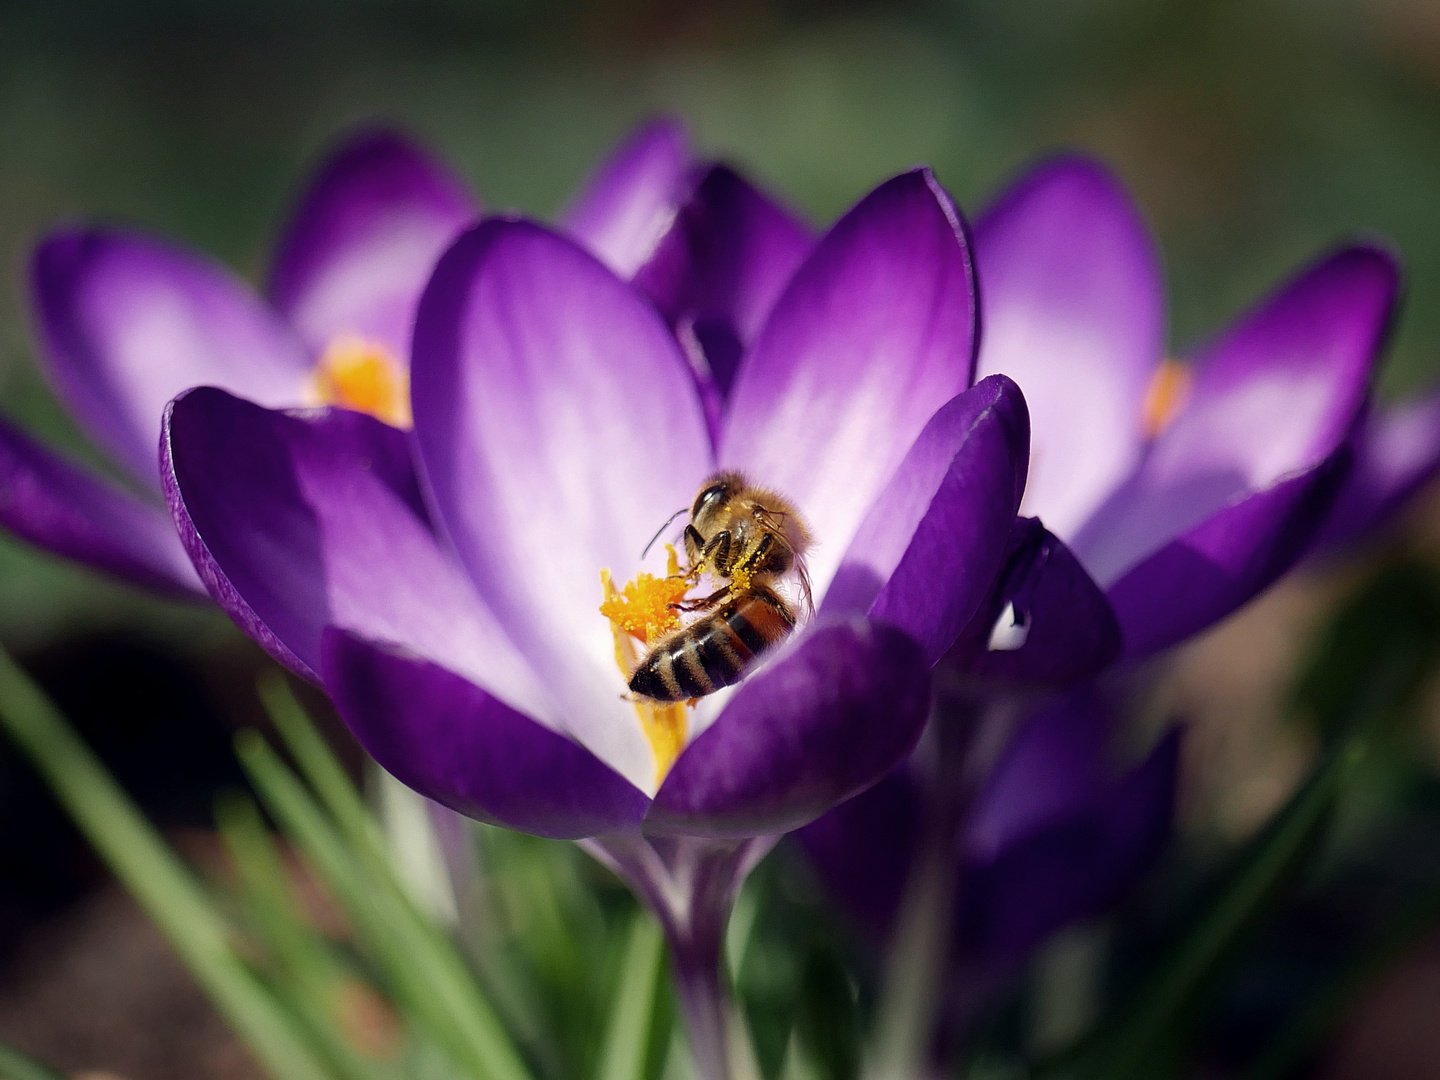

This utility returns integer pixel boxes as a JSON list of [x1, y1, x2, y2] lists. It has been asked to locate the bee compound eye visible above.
[[693, 483, 728, 518]]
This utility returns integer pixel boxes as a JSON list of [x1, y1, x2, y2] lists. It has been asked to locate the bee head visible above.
[[691, 472, 744, 532]]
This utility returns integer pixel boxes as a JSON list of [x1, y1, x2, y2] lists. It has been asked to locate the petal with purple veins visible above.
[[410, 218, 712, 789], [0, 415, 204, 598], [322, 630, 651, 839], [823, 375, 1029, 664], [32, 228, 310, 486], [646, 619, 930, 838], [268, 127, 479, 362], [562, 117, 693, 279], [974, 156, 1165, 540], [721, 170, 979, 598], [163, 387, 553, 731]]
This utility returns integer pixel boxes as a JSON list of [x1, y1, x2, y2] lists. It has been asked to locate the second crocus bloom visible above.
[[0, 117, 715, 600], [2, 129, 479, 597]]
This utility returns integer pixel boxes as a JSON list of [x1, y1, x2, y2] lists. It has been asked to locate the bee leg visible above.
[[702, 531, 733, 576], [683, 525, 705, 565], [668, 585, 731, 613], [739, 532, 776, 573]]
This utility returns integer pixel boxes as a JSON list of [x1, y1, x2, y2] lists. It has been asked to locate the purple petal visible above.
[[966, 693, 1110, 861], [1105, 452, 1350, 658], [322, 630, 649, 840], [0, 415, 204, 598], [633, 164, 813, 404], [1071, 245, 1398, 591], [646, 619, 930, 838], [32, 228, 310, 486], [944, 518, 1122, 689], [973, 156, 1165, 539], [163, 387, 554, 730], [1312, 389, 1440, 552], [824, 375, 1029, 664], [410, 218, 711, 788], [793, 765, 920, 943], [720, 170, 979, 598], [268, 127, 478, 362], [961, 729, 1179, 965], [562, 117, 693, 278]]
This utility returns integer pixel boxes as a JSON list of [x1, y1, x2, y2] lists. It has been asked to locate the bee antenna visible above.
[[641, 506, 689, 559]]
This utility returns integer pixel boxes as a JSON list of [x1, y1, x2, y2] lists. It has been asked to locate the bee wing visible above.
[[794, 556, 816, 622], [754, 505, 815, 620]]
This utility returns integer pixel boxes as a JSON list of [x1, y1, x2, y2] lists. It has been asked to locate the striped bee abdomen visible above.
[[629, 588, 797, 702]]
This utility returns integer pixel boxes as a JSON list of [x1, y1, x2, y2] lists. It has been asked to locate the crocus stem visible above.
[[867, 690, 1025, 1080], [867, 824, 957, 1080], [672, 933, 733, 1080], [583, 833, 775, 1080]]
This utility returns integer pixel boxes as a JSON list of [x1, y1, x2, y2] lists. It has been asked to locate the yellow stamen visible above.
[[312, 334, 412, 428], [1140, 358, 1192, 439], [599, 546, 692, 786], [598, 549, 690, 644]]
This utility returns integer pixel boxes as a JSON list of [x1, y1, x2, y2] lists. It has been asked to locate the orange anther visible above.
[[313, 335, 411, 428], [1140, 358, 1192, 439]]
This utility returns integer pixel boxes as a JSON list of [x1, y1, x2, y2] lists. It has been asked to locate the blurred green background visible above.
[[4, 1, 1440, 1076]]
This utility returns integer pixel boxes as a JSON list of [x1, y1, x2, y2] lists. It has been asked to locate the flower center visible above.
[[599, 546, 693, 786], [1140, 358, 1192, 439], [312, 335, 411, 428]]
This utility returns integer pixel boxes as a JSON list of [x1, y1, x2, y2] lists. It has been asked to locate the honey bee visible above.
[[629, 472, 812, 702]]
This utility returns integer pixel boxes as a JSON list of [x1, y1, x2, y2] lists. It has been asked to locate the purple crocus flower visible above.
[[0, 117, 716, 600], [961, 154, 1398, 672], [161, 169, 1032, 1080], [0, 127, 478, 598]]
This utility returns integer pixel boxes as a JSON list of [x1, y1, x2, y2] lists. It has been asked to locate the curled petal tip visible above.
[[947, 518, 1122, 689], [827, 374, 1029, 665]]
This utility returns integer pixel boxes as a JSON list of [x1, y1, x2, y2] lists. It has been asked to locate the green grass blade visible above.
[[1058, 735, 1365, 1080], [261, 678, 459, 926], [237, 729, 533, 1080], [218, 791, 336, 987], [0, 1038, 67, 1080], [1040, 563, 1440, 1080], [0, 647, 335, 1080], [261, 679, 571, 1074], [1030, 738, 1361, 1080], [257, 675, 389, 866], [217, 792, 406, 1080], [595, 911, 666, 1080]]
